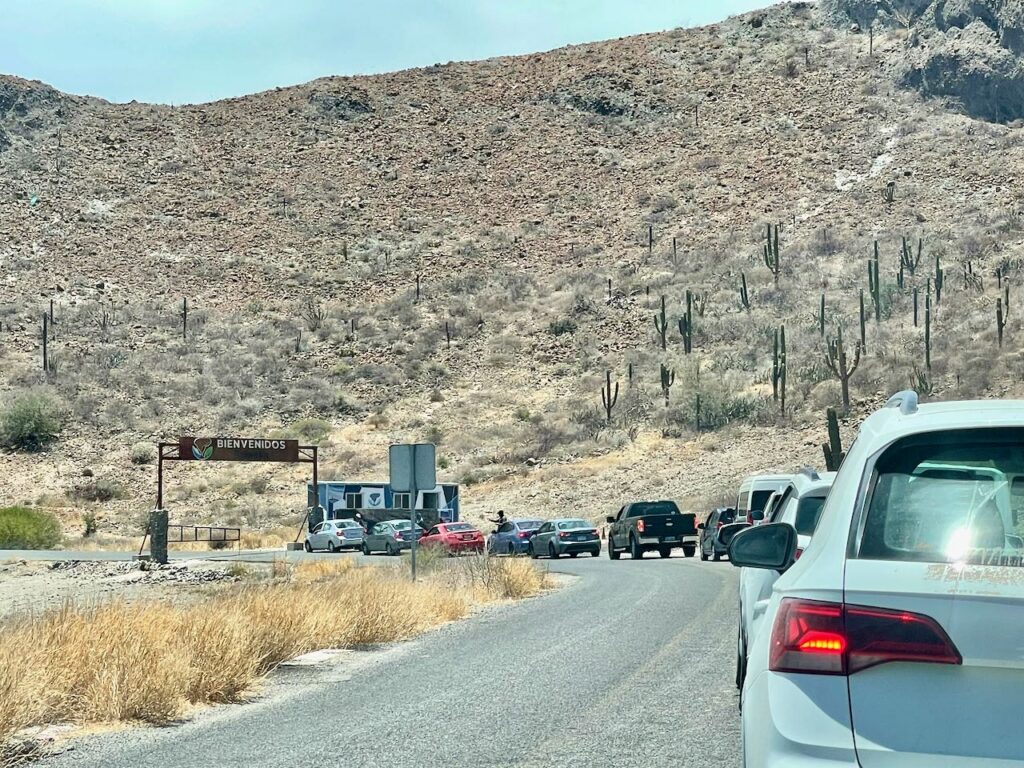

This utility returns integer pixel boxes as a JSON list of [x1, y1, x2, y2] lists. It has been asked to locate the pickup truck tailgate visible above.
[[639, 514, 695, 537]]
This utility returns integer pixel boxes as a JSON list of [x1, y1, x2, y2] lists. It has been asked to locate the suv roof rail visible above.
[[798, 466, 820, 480], [885, 390, 919, 415]]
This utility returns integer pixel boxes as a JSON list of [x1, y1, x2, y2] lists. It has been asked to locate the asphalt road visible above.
[[38, 553, 741, 768]]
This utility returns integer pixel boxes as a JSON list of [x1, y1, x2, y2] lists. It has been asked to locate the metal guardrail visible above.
[[167, 525, 241, 545]]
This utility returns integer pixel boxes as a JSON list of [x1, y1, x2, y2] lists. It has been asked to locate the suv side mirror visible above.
[[697, 522, 705, 530], [727, 523, 797, 572], [605, 515, 616, 524]]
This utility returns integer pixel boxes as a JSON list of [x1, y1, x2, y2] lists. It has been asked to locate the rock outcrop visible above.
[[823, 0, 1024, 122]]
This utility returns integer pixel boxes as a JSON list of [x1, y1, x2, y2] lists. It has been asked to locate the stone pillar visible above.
[[149, 507, 169, 564]]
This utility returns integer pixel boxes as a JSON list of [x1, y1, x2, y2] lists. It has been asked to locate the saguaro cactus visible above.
[[601, 370, 619, 422], [181, 297, 188, 341], [935, 254, 944, 304], [824, 325, 862, 413], [660, 363, 676, 406], [739, 272, 751, 311], [678, 290, 694, 354], [868, 243, 881, 322], [763, 223, 781, 284], [41, 313, 48, 373], [900, 236, 921, 276], [997, 297, 1009, 347], [819, 293, 826, 337], [925, 292, 932, 370], [773, 325, 787, 415], [859, 290, 867, 352], [822, 407, 845, 471], [883, 181, 895, 204], [654, 295, 668, 350], [913, 287, 919, 327]]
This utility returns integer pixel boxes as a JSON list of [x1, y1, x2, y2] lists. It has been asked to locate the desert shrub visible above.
[[548, 318, 577, 336], [0, 390, 62, 451], [0, 506, 61, 549], [73, 479, 126, 503], [130, 443, 155, 465], [290, 418, 331, 443], [83, 511, 98, 538]]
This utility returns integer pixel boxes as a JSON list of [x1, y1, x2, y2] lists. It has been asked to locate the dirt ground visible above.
[[0, 559, 258, 619]]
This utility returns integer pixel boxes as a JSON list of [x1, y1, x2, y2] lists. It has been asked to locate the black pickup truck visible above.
[[606, 500, 698, 560]]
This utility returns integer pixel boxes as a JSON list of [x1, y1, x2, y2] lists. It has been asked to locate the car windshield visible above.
[[557, 520, 590, 530], [629, 501, 679, 516], [445, 523, 474, 532], [859, 429, 1024, 564], [794, 495, 827, 536]]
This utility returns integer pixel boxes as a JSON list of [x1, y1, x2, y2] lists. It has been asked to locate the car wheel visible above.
[[303, 540, 312, 552], [548, 543, 559, 560], [683, 545, 696, 558], [528, 543, 538, 559], [507, 542, 516, 557], [659, 546, 672, 558], [736, 626, 748, 693], [700, 545, 709, 561], [591, 548, 600, 557], [713, 550, 722, 562], [630, 535, 643, 560], [608, 541, 621, 560], [361, 542, 370, 555], [327, 541, 337, 553], [569, 552, 578, 558], [387, 542, 399, 556]]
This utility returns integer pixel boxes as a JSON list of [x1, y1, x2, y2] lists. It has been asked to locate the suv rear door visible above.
[[845, 428, 1024, 767]]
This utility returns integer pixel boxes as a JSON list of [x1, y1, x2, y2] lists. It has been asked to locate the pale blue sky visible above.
[[0, 1, 769, 104]]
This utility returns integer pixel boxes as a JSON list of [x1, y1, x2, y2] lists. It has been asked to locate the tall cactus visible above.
[[601, 370, 619, 422], [925, 291, 932, 370], [653, 295, 668, 350], [822, 407, 845, 471], [660, 363, 676, 406], [859, 289, 867, 352], [763, 223, 781, 284], [900, 236, 921, 276], [824, 325, 862, 413], [997, 296, 1009, 348], [868, 242, 881, 321], [678, 290, 694, 354], [913, 287, 919, 327], [739, 272, 751, 311], [935, 254, 944, 304], [773, 325, 787, 415], [819, 293, 826, 337]]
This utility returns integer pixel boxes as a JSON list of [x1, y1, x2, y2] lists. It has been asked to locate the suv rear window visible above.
[[718, 509, 736, 524], [858, 429, 1024, 565], [794, 495, 826, 536], [749, 490, 773, 513], [628, 501, 680, 516]]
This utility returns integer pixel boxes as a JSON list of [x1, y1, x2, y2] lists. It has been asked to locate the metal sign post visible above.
[[389, 443, 437, 581]]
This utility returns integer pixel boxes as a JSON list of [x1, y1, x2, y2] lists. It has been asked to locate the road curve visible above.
[[39, 554, 741, 768]]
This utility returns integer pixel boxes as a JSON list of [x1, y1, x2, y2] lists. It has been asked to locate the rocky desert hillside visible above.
[[2, 1, 1023, 540]]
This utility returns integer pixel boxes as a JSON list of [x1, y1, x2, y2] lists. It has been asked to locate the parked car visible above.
[[304, 518, 364, 552], [606, 500, 698, 559], [730, 391, 1024, 767], [418, 522, 484, 554], [487, 519, 543, 555], [529, 518, 600, 558], [735, 473, 791, 526], [362, 520, 425, 556], [735, 467, 835, 689], [698, 507, 737, 561]]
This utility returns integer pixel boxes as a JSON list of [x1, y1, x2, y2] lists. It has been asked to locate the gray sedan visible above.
[[362, 520, 425, 556], [529, 518, 601, 559]]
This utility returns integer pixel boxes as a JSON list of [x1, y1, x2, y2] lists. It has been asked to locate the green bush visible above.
[[73, 479, 126, 502], [0, 390, 62, 451], [290, 418, 332, 443], [0, 506, 62, 549], [548, 318, 577, 336], [130, 443, 155, 465], [83, 511, 98, 537]]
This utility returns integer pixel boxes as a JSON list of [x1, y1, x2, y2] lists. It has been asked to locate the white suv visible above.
[[735, 467, 835, 689], [730, 391, 1024, 767]]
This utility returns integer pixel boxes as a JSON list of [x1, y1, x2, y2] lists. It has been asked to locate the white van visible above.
[[736, 473, 791, 526]]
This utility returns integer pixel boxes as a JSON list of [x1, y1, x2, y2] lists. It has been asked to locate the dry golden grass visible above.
[[0, 556, 549, 752]]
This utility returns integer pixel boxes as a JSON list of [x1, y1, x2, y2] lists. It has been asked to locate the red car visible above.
[[418, 522, 484, 554]]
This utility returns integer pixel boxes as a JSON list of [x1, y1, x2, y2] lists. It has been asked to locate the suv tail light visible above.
[[770, 599, 962, 676], [637, 519, 645, 533]]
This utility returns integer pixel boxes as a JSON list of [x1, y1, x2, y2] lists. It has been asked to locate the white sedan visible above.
[[304, 519, 364, 552], [731, 391, 1024, 767]]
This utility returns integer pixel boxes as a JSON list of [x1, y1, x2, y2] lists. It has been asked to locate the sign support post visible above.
[[389, 442, 437, 583]]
